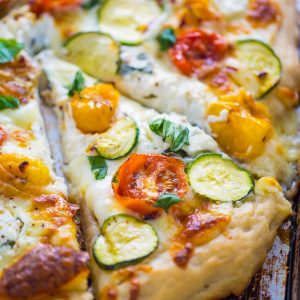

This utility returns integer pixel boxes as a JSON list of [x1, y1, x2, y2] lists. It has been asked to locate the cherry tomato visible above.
[[169, 28, 229, 79], [29, 0, 83, 14], [112, 154, 188, 216], [71, 83, 119, 134]]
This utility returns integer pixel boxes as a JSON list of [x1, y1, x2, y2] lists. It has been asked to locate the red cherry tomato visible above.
[[29, 0, 83, 14], [169, 28, 229, 79]]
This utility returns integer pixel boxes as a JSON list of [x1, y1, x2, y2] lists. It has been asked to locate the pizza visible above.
[[0, 14, 92, 300], [0, 1, 298, 300]]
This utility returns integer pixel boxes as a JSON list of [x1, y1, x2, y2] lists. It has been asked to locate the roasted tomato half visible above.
[[29, 0, 83, 14], [71, 83, 119, 134], [112, 154, 188, 216], [169, 28, 230, 79], [207, 89, 273, 160]]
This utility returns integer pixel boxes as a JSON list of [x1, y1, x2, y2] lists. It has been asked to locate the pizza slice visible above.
[[38, 50, 291, 300], [0, 25, 92, 300], [26, 0, 300, 193]]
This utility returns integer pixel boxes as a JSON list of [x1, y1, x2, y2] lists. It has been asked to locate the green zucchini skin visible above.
[[186, 153, 254, 203], [93, 214, 159, 270], [97, 0, 167, 45], [232, 39, 282, 99], [94, 117, 139, 160], [64, 31, 120, 82]]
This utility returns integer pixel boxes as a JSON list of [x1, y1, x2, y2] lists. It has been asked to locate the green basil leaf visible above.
[[0, 39, 24, 64], [0, 95, 20, 110], [149, 118, 189, 152], [154, 193, 182, 212], [82, 0, 101, 9], [68, 71, 85, 97], [87, 156, 107, 180], [157, 28, 176, 51]]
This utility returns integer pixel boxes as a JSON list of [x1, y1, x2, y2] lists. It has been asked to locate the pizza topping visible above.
[[68, 71, 85, 97], [0, 39, 23, 64], [92, 116, 139, 160], [207, 90, 273, 160], [247, 0, 280, 27], [176, 212, 230, 244], [0, 55, 39, 103], [157, 28, 176, 51], [118, 48, 153, 75], [70, 83, 119, 134], [29, 0, 83, 14], [229, 39, 282, 98], [154, 193, 183, 212], [169, 28, 230, 79], [31, 194, 78, 245], [98, 0, 165, 45], [183, 0, 218, 22], [187, 153, 254, 202], [0, 95, 19, 111], [0, 244, 89, 299], [0, 127, 7, 146], [93, 214, 158, 270], [112, 154, 188, 215], [87, 156, 108, 180], [10, 129, 33, 148], [64, 32, 119, 82], [0, 153, 52, 198], [149, 118, 189, 152], [171, 211, 230, 267], [82, 0, 100, 9]]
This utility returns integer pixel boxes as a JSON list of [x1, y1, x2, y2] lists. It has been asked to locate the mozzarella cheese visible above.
[[39, 51, 291, 300]]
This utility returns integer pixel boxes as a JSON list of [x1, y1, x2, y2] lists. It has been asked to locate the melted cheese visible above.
[[40, 52, 291, 300]]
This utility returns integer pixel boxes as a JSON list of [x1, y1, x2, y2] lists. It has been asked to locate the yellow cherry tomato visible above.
[[0, 153, 52, 185], [71, 83, 119, 134], [207, 89, 273, 160]]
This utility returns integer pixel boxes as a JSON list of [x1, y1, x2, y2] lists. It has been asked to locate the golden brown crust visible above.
[[0, 54, 39, 103], [0, 244, 89, 299]]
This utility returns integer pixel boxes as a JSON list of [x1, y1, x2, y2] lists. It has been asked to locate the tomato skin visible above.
[[29, 0, 83, 14], [71, 83, 119, 134], [0, 127, 7, 146], [169, 29, 229, 79], [112, 154, 188, 216]]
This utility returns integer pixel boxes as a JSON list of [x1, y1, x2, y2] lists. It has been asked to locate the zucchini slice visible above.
[[93, 214, 159, 270], [98, 0, 166, 45], [94, 116, 139, 159], [230, 39, 281, 99], [64, 32, 119, 82], [187, 153, 254, 202]]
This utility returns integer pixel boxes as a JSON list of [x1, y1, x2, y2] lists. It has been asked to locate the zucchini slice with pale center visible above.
[[229, 39, 281, 99], [94, 116, 139, 159], [64, 32, 119, 82], [93, 214, 159, 270], [98, 0, 166, 45], [187, 153, 254, 202]]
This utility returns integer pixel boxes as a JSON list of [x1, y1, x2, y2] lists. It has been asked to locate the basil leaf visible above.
[[87, 156, 107, 180], [154, 193, 182, 212], [157, 28, 176, 51], [150, 118, 189, 152], [68, 71, 85, 97], [0, 95, 20, 110], [82, 0, 101, 9], [0, 39, 24, 64]]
